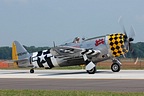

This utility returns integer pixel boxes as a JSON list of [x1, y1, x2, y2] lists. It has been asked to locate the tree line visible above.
[[0, 46, 50, 59], [0, 42, 144, 60]]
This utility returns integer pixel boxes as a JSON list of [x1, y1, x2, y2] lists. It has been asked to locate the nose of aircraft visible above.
[[107, 33, 127, 57]]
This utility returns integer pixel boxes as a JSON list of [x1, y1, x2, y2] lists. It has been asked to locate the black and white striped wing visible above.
[[81, 49, 101, 56], [53, 46, 101, 58]]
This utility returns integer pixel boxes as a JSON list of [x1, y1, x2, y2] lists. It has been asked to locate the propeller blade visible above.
[[134, 57, 138, 64], [118, 16, 122, 24], [127, 26, 136, 56], [123, 25, 128, 39], [118, 16, 128, 39], [129, 48, 138, 64], [129, 26, 136, 41]]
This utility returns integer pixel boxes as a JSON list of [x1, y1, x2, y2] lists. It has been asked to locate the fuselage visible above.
[[28, 33, 128, 69]]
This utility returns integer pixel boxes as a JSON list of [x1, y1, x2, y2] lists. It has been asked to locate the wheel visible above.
[[111, 63, 120, 72], [30, 69, 34, 73], [86, 67, 96, 74]]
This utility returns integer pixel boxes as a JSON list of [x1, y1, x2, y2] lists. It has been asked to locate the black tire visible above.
[[30, 69, 34, 73], [111, 63, 120, 72], [87, 67, 96, 74]]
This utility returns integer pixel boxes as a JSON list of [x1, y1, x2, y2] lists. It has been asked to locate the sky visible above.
[[0, 0, 144, 47]]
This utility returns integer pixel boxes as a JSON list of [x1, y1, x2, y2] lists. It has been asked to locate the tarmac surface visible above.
[[0, 69, 144, 92]]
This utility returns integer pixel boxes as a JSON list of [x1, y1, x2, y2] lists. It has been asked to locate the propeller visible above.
[[118, 16, 137, 64], [118, 16, 135, 49], [129, 26, 135, 41], [128, 26, 136, 52]]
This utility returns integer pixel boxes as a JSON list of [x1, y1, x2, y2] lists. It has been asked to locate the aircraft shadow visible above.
[[1, 71, 29, 74], [39, 70, 113, 76], [96, 71, 113, 73], [39, 71, 86, 76], [0, 70, 113, 76]]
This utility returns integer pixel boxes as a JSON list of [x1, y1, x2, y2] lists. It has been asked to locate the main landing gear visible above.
[[111, 63, 120, 72], [111, 59, 121, 72], [87, 67, 96, 74]]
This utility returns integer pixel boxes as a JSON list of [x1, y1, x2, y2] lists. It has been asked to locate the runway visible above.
[[0, 69, 144, 79], [0, 69, 144, 92]]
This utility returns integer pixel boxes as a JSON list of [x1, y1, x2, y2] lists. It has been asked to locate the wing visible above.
[[51, 46, 101, 71], [51, 46, 101, 58]]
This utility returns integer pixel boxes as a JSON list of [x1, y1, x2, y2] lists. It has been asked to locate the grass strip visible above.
[[0, 90, 144, 96]]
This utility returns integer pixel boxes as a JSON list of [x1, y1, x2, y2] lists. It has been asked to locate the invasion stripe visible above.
[[37, 51, 43, 56], [86, 50, 92, 54], [87, 50, 95, 55], [37, 58, 44, 67], [81, 49, 89, 55], [45, 57, 54, 68], [43, 49, 50, 55]]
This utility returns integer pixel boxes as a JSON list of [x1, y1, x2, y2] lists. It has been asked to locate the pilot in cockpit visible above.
[[73, 37, 80, 43]]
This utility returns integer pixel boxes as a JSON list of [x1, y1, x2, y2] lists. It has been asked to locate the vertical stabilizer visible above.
[[12, 41, 30, 60]]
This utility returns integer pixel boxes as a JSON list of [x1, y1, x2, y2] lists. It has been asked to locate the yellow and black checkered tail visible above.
[[108, 33, 128, 57]]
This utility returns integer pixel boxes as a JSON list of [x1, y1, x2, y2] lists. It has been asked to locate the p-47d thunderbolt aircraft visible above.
[[12, 26, 135, 74]]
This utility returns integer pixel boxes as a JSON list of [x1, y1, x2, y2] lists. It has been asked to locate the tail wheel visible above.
[[111, 63, 120, 72], [30, 69, 34, 73], [86, 67, 96, 74]]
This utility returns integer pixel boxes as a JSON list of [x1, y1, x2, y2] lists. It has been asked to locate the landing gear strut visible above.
[[87, 67, 96, 74], [30, 69, 34, 73]]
